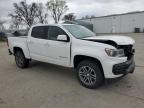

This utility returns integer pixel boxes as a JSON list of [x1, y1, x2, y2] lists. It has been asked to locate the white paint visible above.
[[85, 35, 135, 45], [8, 24, 135, 79]]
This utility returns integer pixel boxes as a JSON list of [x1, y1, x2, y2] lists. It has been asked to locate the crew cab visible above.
[[7, 24, 135, 89]]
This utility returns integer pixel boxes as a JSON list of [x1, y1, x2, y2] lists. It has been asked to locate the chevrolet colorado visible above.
[[7, 24, 135, 89]]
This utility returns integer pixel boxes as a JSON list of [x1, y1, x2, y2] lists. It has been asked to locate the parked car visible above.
[[7, 24, 135, 89], [6, 33, 14, 37], [0, 32, 14, 41], [0, 32, 6, 41]]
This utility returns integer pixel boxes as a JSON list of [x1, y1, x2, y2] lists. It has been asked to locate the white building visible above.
[[79, 11, 144, 33]]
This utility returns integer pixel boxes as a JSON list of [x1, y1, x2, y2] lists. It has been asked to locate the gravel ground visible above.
[[0, 33, 144, 108]]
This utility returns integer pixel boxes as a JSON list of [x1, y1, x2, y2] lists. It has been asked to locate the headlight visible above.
[[105, 48, 125, 57]]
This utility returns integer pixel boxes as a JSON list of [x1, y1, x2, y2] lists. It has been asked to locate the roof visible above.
[[63, 20, 92, 25], [78, 11, 144, 20], [63, 20, 93, 31], [32, 23, 75, 28]]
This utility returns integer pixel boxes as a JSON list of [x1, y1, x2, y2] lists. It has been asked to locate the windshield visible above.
[[63, 25, 96, 39]]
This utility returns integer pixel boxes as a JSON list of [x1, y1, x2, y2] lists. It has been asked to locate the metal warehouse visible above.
[[79, 11, 144, 33]]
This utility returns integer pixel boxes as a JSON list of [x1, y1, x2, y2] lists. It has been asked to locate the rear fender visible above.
[[13, 44, 30, 59]]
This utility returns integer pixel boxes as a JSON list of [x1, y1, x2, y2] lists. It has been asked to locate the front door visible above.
[[45, 26, 71, 66]]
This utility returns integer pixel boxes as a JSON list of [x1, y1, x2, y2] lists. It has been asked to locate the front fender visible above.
[[71, 46, 107, 66]]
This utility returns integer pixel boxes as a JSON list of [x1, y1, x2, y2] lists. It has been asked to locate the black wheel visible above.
[[15, 50, 29, 68], [76, 60, 104, 89]]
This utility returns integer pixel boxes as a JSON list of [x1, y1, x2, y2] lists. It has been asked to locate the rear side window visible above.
[[48, 26, 67, 41], [31, 26, 48, 39]]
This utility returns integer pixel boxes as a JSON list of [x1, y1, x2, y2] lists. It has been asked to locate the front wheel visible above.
[[76, 60, 104, 89], [15, 50, 29, 68]]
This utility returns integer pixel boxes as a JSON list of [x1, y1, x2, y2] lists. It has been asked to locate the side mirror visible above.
[[57, 35, 69, 42]]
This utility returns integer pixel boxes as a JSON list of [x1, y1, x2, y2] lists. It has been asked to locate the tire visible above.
[[15, 50, 29, 68], [76, 60, 104, 89]]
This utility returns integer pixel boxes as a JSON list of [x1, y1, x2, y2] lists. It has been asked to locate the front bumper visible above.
[[112, 57, 135, 75], [102, 55, 135, 78]]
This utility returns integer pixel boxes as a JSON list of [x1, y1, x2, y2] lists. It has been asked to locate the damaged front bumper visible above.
[[112, 57, 135, 75]]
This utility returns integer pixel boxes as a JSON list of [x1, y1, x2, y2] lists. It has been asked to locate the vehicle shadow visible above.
[[28, 60, 77, 82], [28, 60, 127, 89]]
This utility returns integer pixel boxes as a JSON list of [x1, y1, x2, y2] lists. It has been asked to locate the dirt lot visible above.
[[0, 33, 144, 108]]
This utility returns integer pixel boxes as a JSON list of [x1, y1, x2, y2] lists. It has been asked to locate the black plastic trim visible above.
[[113, 57, 135, 75]]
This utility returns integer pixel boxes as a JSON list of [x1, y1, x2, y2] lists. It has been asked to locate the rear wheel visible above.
[[15, 50, 29, 68], [76, 60, 104, 89]]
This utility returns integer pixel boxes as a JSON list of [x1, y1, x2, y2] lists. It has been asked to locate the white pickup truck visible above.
[[7, 24, 135, 89]]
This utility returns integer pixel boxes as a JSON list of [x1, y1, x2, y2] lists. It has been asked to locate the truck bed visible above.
[[8, 36, 29, 56]]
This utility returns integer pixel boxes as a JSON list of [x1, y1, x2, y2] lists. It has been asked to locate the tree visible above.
[[46, 0, 68, 23], [36, 3, 48, 24], [9, 1, 38, 28], [9, 17, 21, 30], [63, 13, 76, 21]]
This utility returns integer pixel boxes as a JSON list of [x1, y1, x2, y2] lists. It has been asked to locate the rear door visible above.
[[27, 26, 49, 60]]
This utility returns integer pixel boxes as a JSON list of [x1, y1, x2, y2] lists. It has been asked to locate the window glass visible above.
[[31, 26, 48, 39], [48, 26, 67, 41], [63, 25, 96, 39]]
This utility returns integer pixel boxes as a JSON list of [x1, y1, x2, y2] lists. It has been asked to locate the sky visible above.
[[0, 0, 144, 28]]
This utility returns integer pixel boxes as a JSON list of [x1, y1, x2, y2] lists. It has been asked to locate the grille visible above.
[[118, 45, 134, 59]]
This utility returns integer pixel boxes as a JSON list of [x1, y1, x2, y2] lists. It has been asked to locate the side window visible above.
[[48, 26, 67, 41], [31, 26, 48, 39]]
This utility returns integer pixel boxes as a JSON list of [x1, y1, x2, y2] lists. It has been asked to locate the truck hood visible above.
[[84, 35, 135, 46]]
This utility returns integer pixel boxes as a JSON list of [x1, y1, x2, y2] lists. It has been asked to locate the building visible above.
[[78, 11, 144, 33]]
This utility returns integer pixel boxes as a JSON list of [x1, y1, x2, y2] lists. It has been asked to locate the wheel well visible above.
[[74, 55, 104, 76], [13, 47, 23, 55]]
